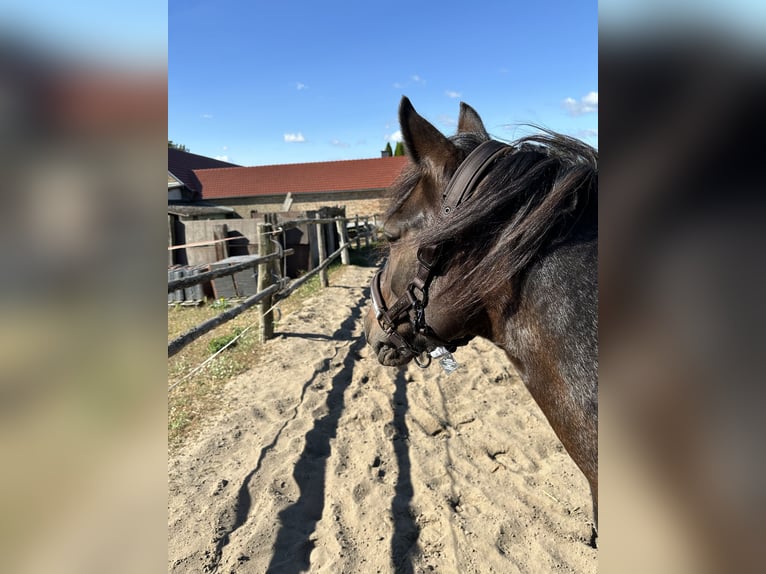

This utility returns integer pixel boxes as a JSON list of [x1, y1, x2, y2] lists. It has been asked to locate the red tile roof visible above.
[[193, 156, 410, 199], [168, 148, 240, 197]]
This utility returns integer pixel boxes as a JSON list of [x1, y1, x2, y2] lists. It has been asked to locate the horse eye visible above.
[[382, 225, 400, 242]]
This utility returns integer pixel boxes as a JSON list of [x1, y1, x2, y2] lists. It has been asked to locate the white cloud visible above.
[[214, 155, 229, 161], [284, 132, 305, 143], [296, 82, 307, 90], [445, 90, 461, 99], [562, 91, 598, 116], [394, 75, 426, 89], [331, 139, 350, 148], [385, 130, 402, 143], [200, 113, 213, 119]]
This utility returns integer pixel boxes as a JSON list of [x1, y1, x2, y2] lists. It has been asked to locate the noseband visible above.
[[370, 139, 509, 367]]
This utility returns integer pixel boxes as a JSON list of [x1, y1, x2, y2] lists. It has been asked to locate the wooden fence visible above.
[[167, 215, 378, 357]]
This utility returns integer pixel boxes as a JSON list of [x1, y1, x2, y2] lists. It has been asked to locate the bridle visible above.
[[370, 139, 510, 367]]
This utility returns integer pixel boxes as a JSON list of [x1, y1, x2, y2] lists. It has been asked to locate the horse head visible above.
[[363, 97, 495, 367]]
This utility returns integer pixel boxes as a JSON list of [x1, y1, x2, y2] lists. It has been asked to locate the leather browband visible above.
[[441, 140, 508, 215]]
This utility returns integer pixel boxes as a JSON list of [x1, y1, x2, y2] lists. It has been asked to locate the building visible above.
[[169, 150, 408, 271], [168, 147, 240, 202], [192, 155, 409, 218], [168, 148, 241, 221]]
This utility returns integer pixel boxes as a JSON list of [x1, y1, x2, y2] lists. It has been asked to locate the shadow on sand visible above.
[[265, 293, 368, 573], [390, 369, 419, 573]]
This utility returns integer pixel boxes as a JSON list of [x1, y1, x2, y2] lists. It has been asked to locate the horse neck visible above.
[[490, 236, 598, 377]]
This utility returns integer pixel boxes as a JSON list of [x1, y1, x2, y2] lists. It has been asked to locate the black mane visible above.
[[404, 130, 598, 306]]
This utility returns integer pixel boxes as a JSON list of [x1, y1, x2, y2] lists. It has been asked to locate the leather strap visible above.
[[442, 140, 508, 215]]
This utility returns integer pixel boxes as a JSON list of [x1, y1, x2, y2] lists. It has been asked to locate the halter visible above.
[[370, 140, 509, 367]]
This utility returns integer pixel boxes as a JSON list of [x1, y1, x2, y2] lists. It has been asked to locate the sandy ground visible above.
[[168, 263, 597, 573]]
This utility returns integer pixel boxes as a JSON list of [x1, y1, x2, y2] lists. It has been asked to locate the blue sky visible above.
[[169, 0, 597, 166]]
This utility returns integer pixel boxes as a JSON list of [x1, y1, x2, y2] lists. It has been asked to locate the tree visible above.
[[383, 142, 393, 157], [394, 141, 405, 156], [168, 140, 190, 152]]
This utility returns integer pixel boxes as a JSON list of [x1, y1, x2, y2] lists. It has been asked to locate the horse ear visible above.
[[399, 96, 457, 171], [457, 102, 489, 139]]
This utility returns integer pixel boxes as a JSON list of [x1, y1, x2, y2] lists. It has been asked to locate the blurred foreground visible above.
[[0, 13, 167, 574], [600, 7, 766, 573]]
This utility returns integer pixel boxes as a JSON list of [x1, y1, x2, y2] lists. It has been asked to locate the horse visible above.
[[363, 97, 598, 542]]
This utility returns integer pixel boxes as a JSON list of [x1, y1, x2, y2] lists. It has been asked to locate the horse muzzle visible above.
[[373, 339, 414, 367], [363, 308, 414, 366]]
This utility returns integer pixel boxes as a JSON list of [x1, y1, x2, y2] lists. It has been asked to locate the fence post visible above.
[[257, 223, 275, 342], [363, 217, 370, 248], [316, 214, 329, 287], [335, 217, 350, 265], [168, 215, 175, 267], [213, 223, 229, 260], [354, 215, 360, 249], [372, 214, 378, 242]]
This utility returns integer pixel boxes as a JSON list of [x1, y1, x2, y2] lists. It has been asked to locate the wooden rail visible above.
[[168, 284, 280, 357], [276, 243, 348, 301], [167, 236, 245, 251], [167, 214, 376, 357], [167, 250, 293, 292]]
